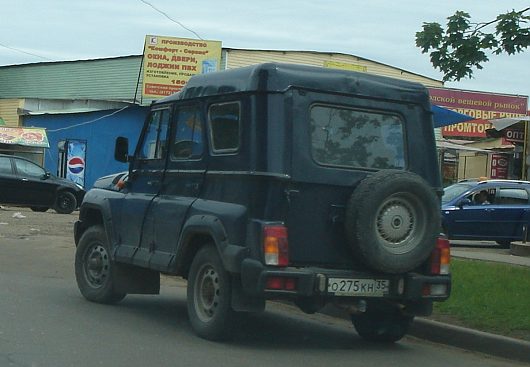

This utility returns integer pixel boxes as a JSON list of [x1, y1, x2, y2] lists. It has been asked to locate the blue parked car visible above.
[[442, 179, 530, 247]]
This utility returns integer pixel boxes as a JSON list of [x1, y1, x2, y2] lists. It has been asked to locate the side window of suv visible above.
[[310, 105, 405, 169], [138, 108, 170, 160], [171, 106, 204, 160], [208, 101, 240, 154]]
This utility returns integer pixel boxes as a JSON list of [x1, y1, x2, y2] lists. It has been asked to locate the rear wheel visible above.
[[352, 305, 413, 343], [75, 225, 126, 304], [187, 245, 235, 341], [55, 191, 77, 214]]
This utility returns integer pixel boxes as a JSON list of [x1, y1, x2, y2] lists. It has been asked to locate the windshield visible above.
[[442, 183, 474, 204]]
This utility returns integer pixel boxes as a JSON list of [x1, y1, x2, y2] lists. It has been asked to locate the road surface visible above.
[[0, 207, 523, 367]]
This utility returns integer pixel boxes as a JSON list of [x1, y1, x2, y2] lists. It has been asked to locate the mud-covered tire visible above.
[[75, 225, 126, 304], [55, 191, 77, 214], [187, 245, 235, 341], [352, 305, 413, 343], [345, 170, 440, 273], [30, 207, 48, 212]]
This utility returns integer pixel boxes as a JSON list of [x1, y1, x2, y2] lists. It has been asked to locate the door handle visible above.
[[21, 178, 29, 182]]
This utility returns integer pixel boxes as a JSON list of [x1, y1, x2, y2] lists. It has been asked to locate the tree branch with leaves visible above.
[[416, 8, 530, 81]]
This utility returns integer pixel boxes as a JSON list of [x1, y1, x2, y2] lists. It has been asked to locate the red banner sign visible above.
[[428, 88, 528, 138], [490, 153, 509, 179]]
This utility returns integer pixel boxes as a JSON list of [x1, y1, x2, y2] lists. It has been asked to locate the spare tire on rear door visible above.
[[345, 170, 440, 274]]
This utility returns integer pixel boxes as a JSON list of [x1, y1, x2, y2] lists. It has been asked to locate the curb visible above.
[[410, 318, 530, 364], [320, 305, 530, 364]]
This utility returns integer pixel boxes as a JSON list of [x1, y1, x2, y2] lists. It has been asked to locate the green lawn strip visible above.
[[432, 258, 530, 340]]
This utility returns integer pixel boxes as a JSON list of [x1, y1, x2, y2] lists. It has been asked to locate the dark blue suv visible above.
[[442, 179, 530, 247]]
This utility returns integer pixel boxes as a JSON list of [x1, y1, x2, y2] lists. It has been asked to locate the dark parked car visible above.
[[442, 179, 530, 247], [74, 63, 450, 343], [0, 154, 85, 214]]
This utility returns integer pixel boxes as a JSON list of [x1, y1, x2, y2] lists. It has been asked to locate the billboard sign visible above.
[[428, 88, 528, 138], [0, 127, 49, 147], [142, 35, 222, 99]]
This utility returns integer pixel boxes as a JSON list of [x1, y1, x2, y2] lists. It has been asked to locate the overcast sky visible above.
[[1, 0, 529, 102]]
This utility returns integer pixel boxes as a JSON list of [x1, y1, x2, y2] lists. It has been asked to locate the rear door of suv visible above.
[[287, 89, 412, 267]]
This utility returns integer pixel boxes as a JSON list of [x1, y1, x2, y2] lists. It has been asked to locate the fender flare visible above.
[[174, 215, 249, 275]]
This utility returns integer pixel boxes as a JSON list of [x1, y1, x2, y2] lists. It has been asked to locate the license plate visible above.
[[328, 278, 390, 296]]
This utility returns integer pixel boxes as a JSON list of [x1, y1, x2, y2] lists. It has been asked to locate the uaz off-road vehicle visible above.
[[74, 63, 450, 342]]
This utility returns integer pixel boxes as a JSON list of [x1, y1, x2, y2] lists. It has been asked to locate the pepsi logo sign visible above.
[[68, 156, 85, 175]]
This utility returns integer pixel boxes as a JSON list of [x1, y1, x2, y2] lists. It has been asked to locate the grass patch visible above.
[[433, 258, 530, 340]]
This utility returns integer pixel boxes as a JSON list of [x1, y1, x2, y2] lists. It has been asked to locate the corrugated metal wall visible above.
[[0, 56, 143, 102], [225, 49, 443, 87], [0, 99, 24, 126]]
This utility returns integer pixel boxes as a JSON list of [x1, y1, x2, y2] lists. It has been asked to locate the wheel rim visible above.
[[58, 194, 73, 210], [193, 263, 220, 323], [376, 193, 425, 254], [82, 242, 110, 288]]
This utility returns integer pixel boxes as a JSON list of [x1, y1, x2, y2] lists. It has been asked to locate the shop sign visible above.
[[323, 61, 367, 73], [491, 153, 509, 179], [0, 127, 49, 147], [142, 35, 222, 99], [428, 88, 528, 138], [504, 128, 525, 144]]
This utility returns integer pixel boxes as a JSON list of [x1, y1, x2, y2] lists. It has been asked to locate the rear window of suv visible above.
[[310, 105, 405, 170]]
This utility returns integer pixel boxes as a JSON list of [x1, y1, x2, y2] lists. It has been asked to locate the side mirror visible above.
[[115, 137, 129, 163], [458, 198, 472, 208], [41, 172, 51, 180]]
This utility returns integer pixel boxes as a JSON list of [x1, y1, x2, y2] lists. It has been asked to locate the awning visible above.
[[0, 127, 49, 148], [436, 139, 490, 152], [491, 116, 530, 131], [431, 105, 474, 128]]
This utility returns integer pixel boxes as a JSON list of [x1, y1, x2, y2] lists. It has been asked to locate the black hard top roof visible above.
[[157, 63, 431, 108]]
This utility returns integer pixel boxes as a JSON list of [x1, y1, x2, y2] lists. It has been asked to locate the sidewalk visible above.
[[451, 247, 530, 267]]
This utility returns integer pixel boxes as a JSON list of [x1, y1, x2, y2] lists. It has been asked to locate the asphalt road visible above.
[[0, 208, 524, 367]]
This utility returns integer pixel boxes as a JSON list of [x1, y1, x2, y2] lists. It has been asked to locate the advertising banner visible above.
[[66, 140, 86, 188], [428, 88, 528, 138], [142, 35, 222, 99], [0, 127, 49, 147], [490, 153, 509, 179]]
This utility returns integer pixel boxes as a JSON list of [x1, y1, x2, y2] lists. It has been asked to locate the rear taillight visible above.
[[430, 236, 451, 275], [263, 225, 289, 266]]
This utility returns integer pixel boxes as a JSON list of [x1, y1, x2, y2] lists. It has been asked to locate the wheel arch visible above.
[[75, 203, 114, 247], [174, 214, 249, 277]]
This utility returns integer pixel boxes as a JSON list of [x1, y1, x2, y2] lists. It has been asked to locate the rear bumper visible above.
[[240, 258, 451, 301]]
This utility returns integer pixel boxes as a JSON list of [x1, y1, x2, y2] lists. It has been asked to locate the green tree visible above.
[[416, 8, 530, 81]]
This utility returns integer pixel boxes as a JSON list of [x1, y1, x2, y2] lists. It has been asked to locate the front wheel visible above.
[[55, 191, 77, 214], [75, 225, 126, 304], [187, 245, 235, 341], [352, 306, 413, 343]]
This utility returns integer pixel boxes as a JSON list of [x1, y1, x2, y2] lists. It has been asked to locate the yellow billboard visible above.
[[142, 35, 222, 99], [323, 61, 367, 73]]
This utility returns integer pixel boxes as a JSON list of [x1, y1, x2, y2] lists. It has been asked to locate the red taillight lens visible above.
[[263, 225, 289, 266], [265, 276, 297, 291], [430, 237, 451, 275]]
